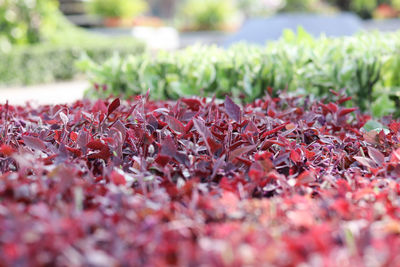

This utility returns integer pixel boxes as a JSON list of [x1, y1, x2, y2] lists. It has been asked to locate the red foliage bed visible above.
[[1, 92, 400, 266]]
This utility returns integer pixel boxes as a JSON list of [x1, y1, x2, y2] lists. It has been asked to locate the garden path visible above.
[[0, 80, 88, 106]]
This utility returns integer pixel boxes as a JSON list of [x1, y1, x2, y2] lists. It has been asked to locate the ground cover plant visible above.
[[80, 29, 400, 117], [1, 91, 400, 266]]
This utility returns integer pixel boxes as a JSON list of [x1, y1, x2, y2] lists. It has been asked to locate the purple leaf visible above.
[[59, 112, 69, 125], [368, 147, 385, 166], [165, 115, 185, 134], [193, 118, 218, 156], [207, 137, 223, 156], [107, 98, 120, 117], [22, 136, 46, 151], [354, 156, 377, 169], [112, 120, 127, 141], [161, 135, 177, 156], [77, 131, 89, 152], [228, 145, 256, 161], [193, 118, 211, 139], [224, 96, 241, 122]]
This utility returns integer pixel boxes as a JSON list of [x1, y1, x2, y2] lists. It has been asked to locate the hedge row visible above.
[[80, 29, 400, 116], [0, 37, 145, 86]]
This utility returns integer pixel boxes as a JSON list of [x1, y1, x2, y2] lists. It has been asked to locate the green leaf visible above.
[[363, 120, 389, 134]]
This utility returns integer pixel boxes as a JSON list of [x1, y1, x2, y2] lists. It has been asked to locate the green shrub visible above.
[[178, 0, 238, 31], [0, 0, 147, 86], [279, 0, 319, 12], [80, 29, 400, 117], [86, 0, 148, 19], [0, 36, 145, 86], [350, 0, 378, 19], [0, 0, 62, 50], [328, 0, 400, 19]]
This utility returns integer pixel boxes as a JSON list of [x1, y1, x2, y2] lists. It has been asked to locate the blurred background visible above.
[[59, 0, 400, 47], [1, 0, 400, 104]]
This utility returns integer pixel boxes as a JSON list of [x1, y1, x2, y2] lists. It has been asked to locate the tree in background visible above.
[[0, 0, 59, 48]]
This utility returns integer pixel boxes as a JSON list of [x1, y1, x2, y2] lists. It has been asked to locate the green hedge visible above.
[[0, 36, 145, 86], [80, 29, 400, 116]]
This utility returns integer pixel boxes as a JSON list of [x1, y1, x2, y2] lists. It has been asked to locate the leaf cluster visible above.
[[81, 29, 400, 117], [1, 93, 400, 265]]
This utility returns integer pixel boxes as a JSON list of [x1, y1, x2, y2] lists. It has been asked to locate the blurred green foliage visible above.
[[237, 0, 335, 18], [349, 0, 378, 18], [279, 0, 319, 12], [79, 29, 400, 117], [235, 0, 400, 20], [178, 0, 238, 31], [328, 0, 400, 19], [0, 37, 145, 86], [0, 0, 64, 50], [235, 0, 277, 17], [0, 0, 146, 86], [86, 0, 148, 19]]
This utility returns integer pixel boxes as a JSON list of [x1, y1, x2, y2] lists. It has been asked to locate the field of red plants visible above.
[[1, 91, 400, 266]]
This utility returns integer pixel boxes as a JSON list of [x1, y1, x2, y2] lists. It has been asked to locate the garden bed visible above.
[[1, 92, 400, 265]]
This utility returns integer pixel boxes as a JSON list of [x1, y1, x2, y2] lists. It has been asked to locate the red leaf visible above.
[[244, 121, 259, 134], [22, 136, 46, 151], [296, 170, 316, 186], [160, 135, 177, 156], [92, 99, 108, 114], [87, 140, 111, 160], [389, 122, 400, 133], [88, 148, 111, 161], [390, 148, 400, 164], [70, 132, 78, 142], [338, 108, 357, 117], [112, 120, 127, 140], [219, 177, 236, 192], [66, 146, 82, 157], [207, 137, 223, 155], [193, 118, 211, 139], [124, 103, 138, 120], [329, 89, 340, 96], [228, 145, 256, 161], [59, 112, 69, 125], [224, 96, 241, 122], [261, 122, 289, 138], [0, 144, 14, 156], [87, 140, 105, 150], [302, 147, 316, 160], [249, 163, 265, 181], [363, 131, 379, 145], [338, 96, 352, 104], [354, 156, 377, 169], [182, 98, 202, 110], [165, 115, 185, 134], [367, 147, 385, 166], [290, 149, 302, 163], [254, 151, 273, 161], [110, 171, 126, 185], [107, 98, 120, 117], [236, 157, 252, 166], [184, 119, 194, 133], [155, 154, 171, 167], [327, 103, 338, 113]]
